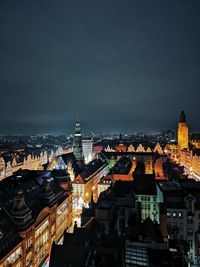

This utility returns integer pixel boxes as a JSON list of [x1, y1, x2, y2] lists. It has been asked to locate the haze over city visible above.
[[0, 0, 200, 135], [1, 1, 200, 266]]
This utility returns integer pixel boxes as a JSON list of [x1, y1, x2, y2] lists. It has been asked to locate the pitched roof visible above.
[[134, 174, 157, 195]]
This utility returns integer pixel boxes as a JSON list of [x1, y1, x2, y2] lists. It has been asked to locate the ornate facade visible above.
[[0, 170, 72, 267], [0, 151, 48, 181], [72, 157, 109, 204]]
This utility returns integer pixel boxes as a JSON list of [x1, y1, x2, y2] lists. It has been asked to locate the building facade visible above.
[[72, 157, 109, 204], [0, 170, 72, 267], [0, 151, 48, 182], [162, 180, 200, 265], [82, 137, 93, 164]]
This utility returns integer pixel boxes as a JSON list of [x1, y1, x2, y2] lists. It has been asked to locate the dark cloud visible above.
[[0, 0, 200, 134]]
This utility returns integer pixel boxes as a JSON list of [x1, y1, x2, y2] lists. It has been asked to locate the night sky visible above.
[[0, 0, 200, 135]]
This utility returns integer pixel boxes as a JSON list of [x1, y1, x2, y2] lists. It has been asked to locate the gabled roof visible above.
[[61, 152, 82, 176], [79, 158, 107, 181], [72, 174, 85, 184]]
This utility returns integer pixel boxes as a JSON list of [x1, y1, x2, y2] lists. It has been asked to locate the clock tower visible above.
[[73, 119, 83, 161]]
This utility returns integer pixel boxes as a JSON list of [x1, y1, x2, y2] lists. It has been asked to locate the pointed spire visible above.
[[179, 111, 186, 123]]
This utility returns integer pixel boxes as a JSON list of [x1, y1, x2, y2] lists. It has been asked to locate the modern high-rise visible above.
[[178, 111, 189, 151], [73, 120, 83, 161], [82, 137, 93, 164]]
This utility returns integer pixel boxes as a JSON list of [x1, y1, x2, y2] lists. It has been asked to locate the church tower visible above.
[[178, 111, 189, 150], [73, 119, 83, 161]]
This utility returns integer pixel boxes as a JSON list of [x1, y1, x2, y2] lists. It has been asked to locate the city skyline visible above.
[[0, 0, 200, 134], [1, 1, 200, 266]]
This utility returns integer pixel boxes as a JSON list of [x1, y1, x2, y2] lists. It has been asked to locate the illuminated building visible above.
[[190, 134, 200, 149], [134, 162, 164, 223], [73, 120, 83, 161], [154, 142, 164, 154], [97, 177, 112, 198], [178, 111, 189, 151], [103, 153, 166, 186], [136, 144, 146, 153], [154, 156, 167, 179], [102, 151, 154, 175], [50, 179, 180, 267], [92, 145, 103, 154], [127, 144, 135, 152], [82, 137, 93, 164], [0, 170, 72, 267], [162, 180, 200, 265], [165, 112, 200, 179], [47, 152, 81, 180], [0, 151, 48, 181], [115, 144, 126, 152], [72, 156, 109, 204], [106, 156, 134, 181], [164, 143, 178, 163]]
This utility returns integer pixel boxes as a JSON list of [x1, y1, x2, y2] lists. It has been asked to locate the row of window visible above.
[[26, 237, 32, 251], [3, 201, 69, 267], [57, 202, 67, 215], [35, 220, 49, 240], [3, 247, 22, 266], [35, 231, 48, 253], [136, 196, 156, 202], [141, 204, 157, 210], [35, 243, 48, 266], [168, 223, 193, 237], [26, 251, 32, 266], [167, 212, 183, 218]]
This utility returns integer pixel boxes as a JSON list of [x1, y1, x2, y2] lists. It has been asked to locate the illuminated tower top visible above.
[[75, 120, 81, 134], [178, 111, 189, 151], [73, 119, 83, 161]]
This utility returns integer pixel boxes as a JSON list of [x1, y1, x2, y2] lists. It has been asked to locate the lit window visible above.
[[167, 212, 170, 217], [4, 247, 22, 266], [172, 212, 177, 217], [178, 212, 183, 218], [35, 220, 49, 239], [26, 252, 32, 266], [35, 231, 49, 252], [26, 237, 32, 251]]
